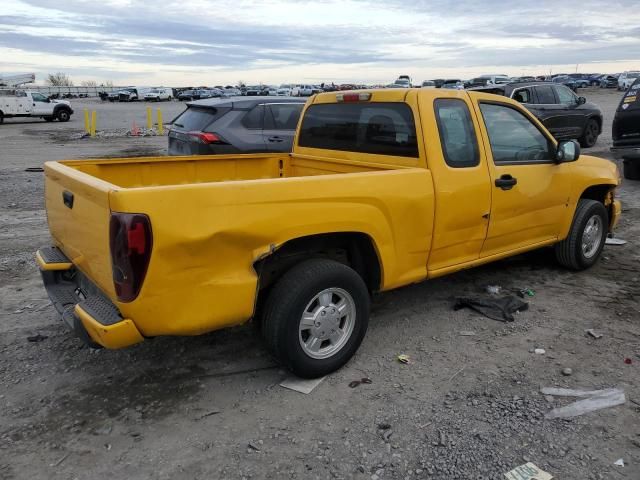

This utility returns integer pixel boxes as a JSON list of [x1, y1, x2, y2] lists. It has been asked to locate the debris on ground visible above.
[[543, 387, 626, 419], [24, 167, 44, 172], [485, 285, 502, 295], [348, 377, 372, 388], [247, 442, 261, 452], [605, 237, 627, 245], [280, 375, 326, 394], [534, 348, 546, 355], [397, 354, 411, 364], [517, 288, 535, 298], [561, 367, 573, 376], [504, 462, 553, 480], [624, 358, 632, 365], [26, 334, 48, 343], [454, 296, 528, 322], [585, 328, 603, 339], [195, 410, 221, 420], [613, 458, 625, 467], [459, 331, 476, 336]]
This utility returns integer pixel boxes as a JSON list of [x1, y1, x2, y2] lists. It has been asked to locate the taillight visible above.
[[109, 213, 152, 302], [187, 131, 224, 144]]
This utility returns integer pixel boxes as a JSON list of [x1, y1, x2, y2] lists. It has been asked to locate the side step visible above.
[[36, 246, 72, 271]]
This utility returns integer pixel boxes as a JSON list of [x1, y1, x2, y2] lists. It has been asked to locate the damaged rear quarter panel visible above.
[[107, 169, 434, 337]]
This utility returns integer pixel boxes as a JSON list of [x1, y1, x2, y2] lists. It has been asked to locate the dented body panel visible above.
[[39, 89, 620, 348]]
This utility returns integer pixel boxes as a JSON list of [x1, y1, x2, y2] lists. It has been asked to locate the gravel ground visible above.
[[1, 89, 639, 480]]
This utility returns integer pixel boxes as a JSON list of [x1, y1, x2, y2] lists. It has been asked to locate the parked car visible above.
[[551, 75, 579, 91], [277, 84, 293, 96], [465, 78, 489, 88], [107, 91, 120, 102], [432, 79, 445, 88], [478, 74, 510, 85], [392, 79, 411, 88], [599, 75, 619, 88], [611, 77, 640, 179], [292, 85, 316, 97], [221, 87, 241, 97], [472, 82, 602, 147], [511, 76, 536, 83], [588, 74, 604, 86], [567, 74, 591, 88], [0, 89, 73, 123], [441, 79, 463, 89], [178, 89, 215, 101], [245, 85, 265, 96], [168, 97, 305, 155], [618, 71, 640, 91], [421, 80, 436, 88], [144, 87, 173, 101], [37, 88, 620, 378]]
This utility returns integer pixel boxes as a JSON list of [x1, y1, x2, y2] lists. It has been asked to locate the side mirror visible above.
[[577, 96, 586, 105], [555, 140, 580, 163]]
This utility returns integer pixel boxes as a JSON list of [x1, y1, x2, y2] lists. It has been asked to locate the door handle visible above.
[[62, 190, 74, 209], [268, 136, 284, 143], [495, 174, 517, 190]]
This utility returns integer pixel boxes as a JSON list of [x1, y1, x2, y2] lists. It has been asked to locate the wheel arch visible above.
[[579, 183, 617, 227], [253, 232, 383, 296]]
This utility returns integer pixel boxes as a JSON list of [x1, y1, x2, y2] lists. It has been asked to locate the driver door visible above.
[[30, 93, 51, 115], [474, 100, 572, 257]]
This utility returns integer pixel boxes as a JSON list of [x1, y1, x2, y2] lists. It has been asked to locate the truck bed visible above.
[[64, 153, 399, 188]]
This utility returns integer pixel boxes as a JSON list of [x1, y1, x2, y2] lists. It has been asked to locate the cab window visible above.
[[434, 99, 479, 167], [512, 88, 532, 104], [32, 93, 48, 102], [299, 102, 418, 157], [480, 103, 553, 164], [534, 85, 556, 104], [555, 85, 577, 105]]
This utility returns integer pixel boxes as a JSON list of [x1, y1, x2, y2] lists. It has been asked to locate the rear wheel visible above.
[[262, 259, 370, 378], [579, 119, 599, 148], [555, 199, 608, 270], [623, 158, 640, 180], [56, 109, 70, 122]]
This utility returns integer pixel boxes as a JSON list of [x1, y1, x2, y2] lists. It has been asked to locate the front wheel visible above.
[[56, 110, 70, 122], [262, 259, 370, 378], [579, 119, 599, 148], [555, 199, 608, 270]]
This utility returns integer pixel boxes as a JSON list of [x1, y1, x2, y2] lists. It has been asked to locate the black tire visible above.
[[262, 259, 370, 378], [56, 109, 70, 122], [0, 112, 3, 124], [555, 199, 608, 270], [623, 158, 640, 180], [44, 116, 54, 122], [579, 119, 599, 148]]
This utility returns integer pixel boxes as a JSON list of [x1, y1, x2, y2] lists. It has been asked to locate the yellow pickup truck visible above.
[[37, 89, 621, 377]]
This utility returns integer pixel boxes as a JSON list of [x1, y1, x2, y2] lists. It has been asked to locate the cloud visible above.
[[1, 0, 639, 84]]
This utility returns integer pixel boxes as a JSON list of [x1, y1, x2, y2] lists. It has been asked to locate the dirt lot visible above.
[[1, 90, 639, 480]]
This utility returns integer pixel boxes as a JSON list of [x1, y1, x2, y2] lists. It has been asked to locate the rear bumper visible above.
[[36, 246, 143, 349]]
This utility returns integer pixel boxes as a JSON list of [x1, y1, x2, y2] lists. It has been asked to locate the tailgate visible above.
[[44, 161, 116, 298]]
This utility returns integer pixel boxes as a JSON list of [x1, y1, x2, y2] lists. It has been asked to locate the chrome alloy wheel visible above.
[[298, 287, 356, 359]]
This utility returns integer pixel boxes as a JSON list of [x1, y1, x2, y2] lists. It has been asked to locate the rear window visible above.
[[298, 102, 418, 157], [172, 107, 225, 131]]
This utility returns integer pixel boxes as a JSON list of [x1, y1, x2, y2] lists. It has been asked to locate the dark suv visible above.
[[471, 82, 602, 147], [612, 78, 640, 179], [168, 97, 306, 155]]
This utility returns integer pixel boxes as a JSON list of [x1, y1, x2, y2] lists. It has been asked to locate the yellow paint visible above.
[[146, 106, 152, 130], [157, 109, 163, 135], [90, 110, 96, 137], [35, 250, 72, 271], [75, 304, 143, 348], [83, 109, 90, 134], [41, 88, 621, 347]]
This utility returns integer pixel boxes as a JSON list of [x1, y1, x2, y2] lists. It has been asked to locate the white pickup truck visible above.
[[0, 89, 73, 123]]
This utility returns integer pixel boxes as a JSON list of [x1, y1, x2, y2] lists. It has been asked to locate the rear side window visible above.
[[172, 107, 220, 131], [298, 102, 418, 157], [534, 85, 556, 104], [265, 103, 303, 130], [434, 99, 479, 168], [242, 105, 264, 129]]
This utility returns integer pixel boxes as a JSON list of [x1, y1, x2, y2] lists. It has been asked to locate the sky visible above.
[[1, 0, 639, 86]]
